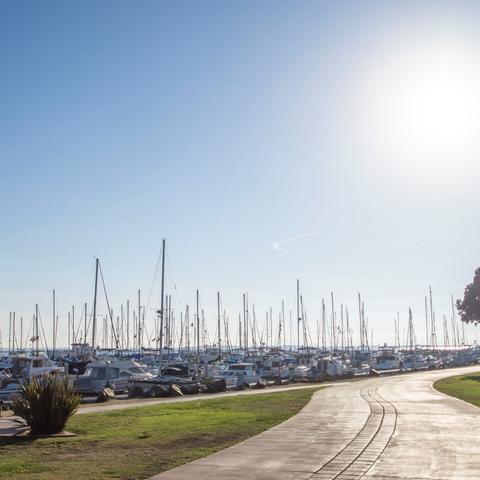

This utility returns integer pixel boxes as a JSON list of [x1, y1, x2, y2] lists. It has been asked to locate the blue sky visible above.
[[1, 1, 480, 349]]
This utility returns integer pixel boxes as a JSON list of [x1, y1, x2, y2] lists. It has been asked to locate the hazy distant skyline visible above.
[[1, 1, 480, 348]]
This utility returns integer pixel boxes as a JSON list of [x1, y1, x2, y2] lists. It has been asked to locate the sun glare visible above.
[[356, 36, 480, 183]]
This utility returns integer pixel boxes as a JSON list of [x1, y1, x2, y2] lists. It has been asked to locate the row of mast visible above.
[[0, 241, 470, 355]]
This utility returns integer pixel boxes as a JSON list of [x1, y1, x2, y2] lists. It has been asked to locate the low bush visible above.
[[12, 375, 80, 435]]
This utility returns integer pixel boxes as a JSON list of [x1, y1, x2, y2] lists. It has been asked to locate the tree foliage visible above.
[[457, 268, 480, 325], [12, 374, 80, 435]]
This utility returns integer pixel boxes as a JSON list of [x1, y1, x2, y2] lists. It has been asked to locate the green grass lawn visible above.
[[0, 387, 323, 480], [434, 372, 480, 407]]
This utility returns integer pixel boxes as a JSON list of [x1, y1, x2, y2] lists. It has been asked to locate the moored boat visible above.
[[73, 359, 152, 395]]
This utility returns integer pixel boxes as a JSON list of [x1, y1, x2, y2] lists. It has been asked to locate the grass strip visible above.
[[0, 386, 324, 480], [434, 372, 480, 408]]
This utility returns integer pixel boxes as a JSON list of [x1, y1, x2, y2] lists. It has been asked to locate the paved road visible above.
[[151, 366, 480, 480]]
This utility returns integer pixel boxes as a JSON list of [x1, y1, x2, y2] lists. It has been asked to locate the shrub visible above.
[[12, 375, 81, 435]]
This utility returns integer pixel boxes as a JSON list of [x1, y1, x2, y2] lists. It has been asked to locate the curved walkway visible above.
[[151, 366, 480, 480]]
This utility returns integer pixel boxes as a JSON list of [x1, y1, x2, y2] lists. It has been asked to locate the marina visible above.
[[1, 247, 479, 407]]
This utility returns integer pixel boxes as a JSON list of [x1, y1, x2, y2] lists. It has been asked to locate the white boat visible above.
[[73, 359, 152, 395], [401, 352, 429, 371], [0, 354, 61, 401], [315, 356, 347, 379], [258, 356, 291, 381], [129, 363, 203, 396], [372, 345, 401, 373], [351, 363, 372, 377], [288, 364, 310, 381], [214, 363, 262, 389]]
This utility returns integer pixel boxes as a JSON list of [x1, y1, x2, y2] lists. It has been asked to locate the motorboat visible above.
[[288, 364, 310, 382], [258, 355, 291, 382], [0, 354, 61, 401], [73, 359, 152, 395], [129, 363, 203, 396], [213, 363, 262, 389], [311, 356, 346, 380], [371, 345, 401, 374], [401, 352, 429, 371]]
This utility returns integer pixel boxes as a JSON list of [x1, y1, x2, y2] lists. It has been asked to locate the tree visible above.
[[457, 268, 480, 325]]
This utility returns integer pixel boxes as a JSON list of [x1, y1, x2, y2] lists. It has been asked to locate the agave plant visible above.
[[12, 374, 81, 435]]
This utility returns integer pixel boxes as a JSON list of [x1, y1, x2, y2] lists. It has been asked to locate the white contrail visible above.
[[272, 231, 328, 254], [272, 228, 378, 254]]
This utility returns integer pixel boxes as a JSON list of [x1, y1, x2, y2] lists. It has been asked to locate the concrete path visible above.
[[151, 366, 480, 480]]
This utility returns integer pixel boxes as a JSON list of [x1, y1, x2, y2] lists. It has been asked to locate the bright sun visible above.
[[356, 35, 480, 183]]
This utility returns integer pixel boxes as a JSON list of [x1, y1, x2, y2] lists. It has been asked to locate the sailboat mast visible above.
[[296, 279, 300, 351], [331, 292, 335, 352], [340, 305, 344, 352], [52, 289, 56, 360], [217, 291, 221, 358], [196, 289, 200, 377], [92, 258, 100, 352], [358, 293, 362, 350], [322, 299, 326, 350], [243, 293, 248, 356], [159, 238, 166, 370], [35, 303, 39, 355], [424, 296, 429, 348], [429, 286, 436, 350], [346, 307, 350, 351], [186, 305, 190, 358], [138, 289, 142, 355], [71, 305, 75, 345], [83, 302, 87, 346], [8, 313, 11, 354]]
